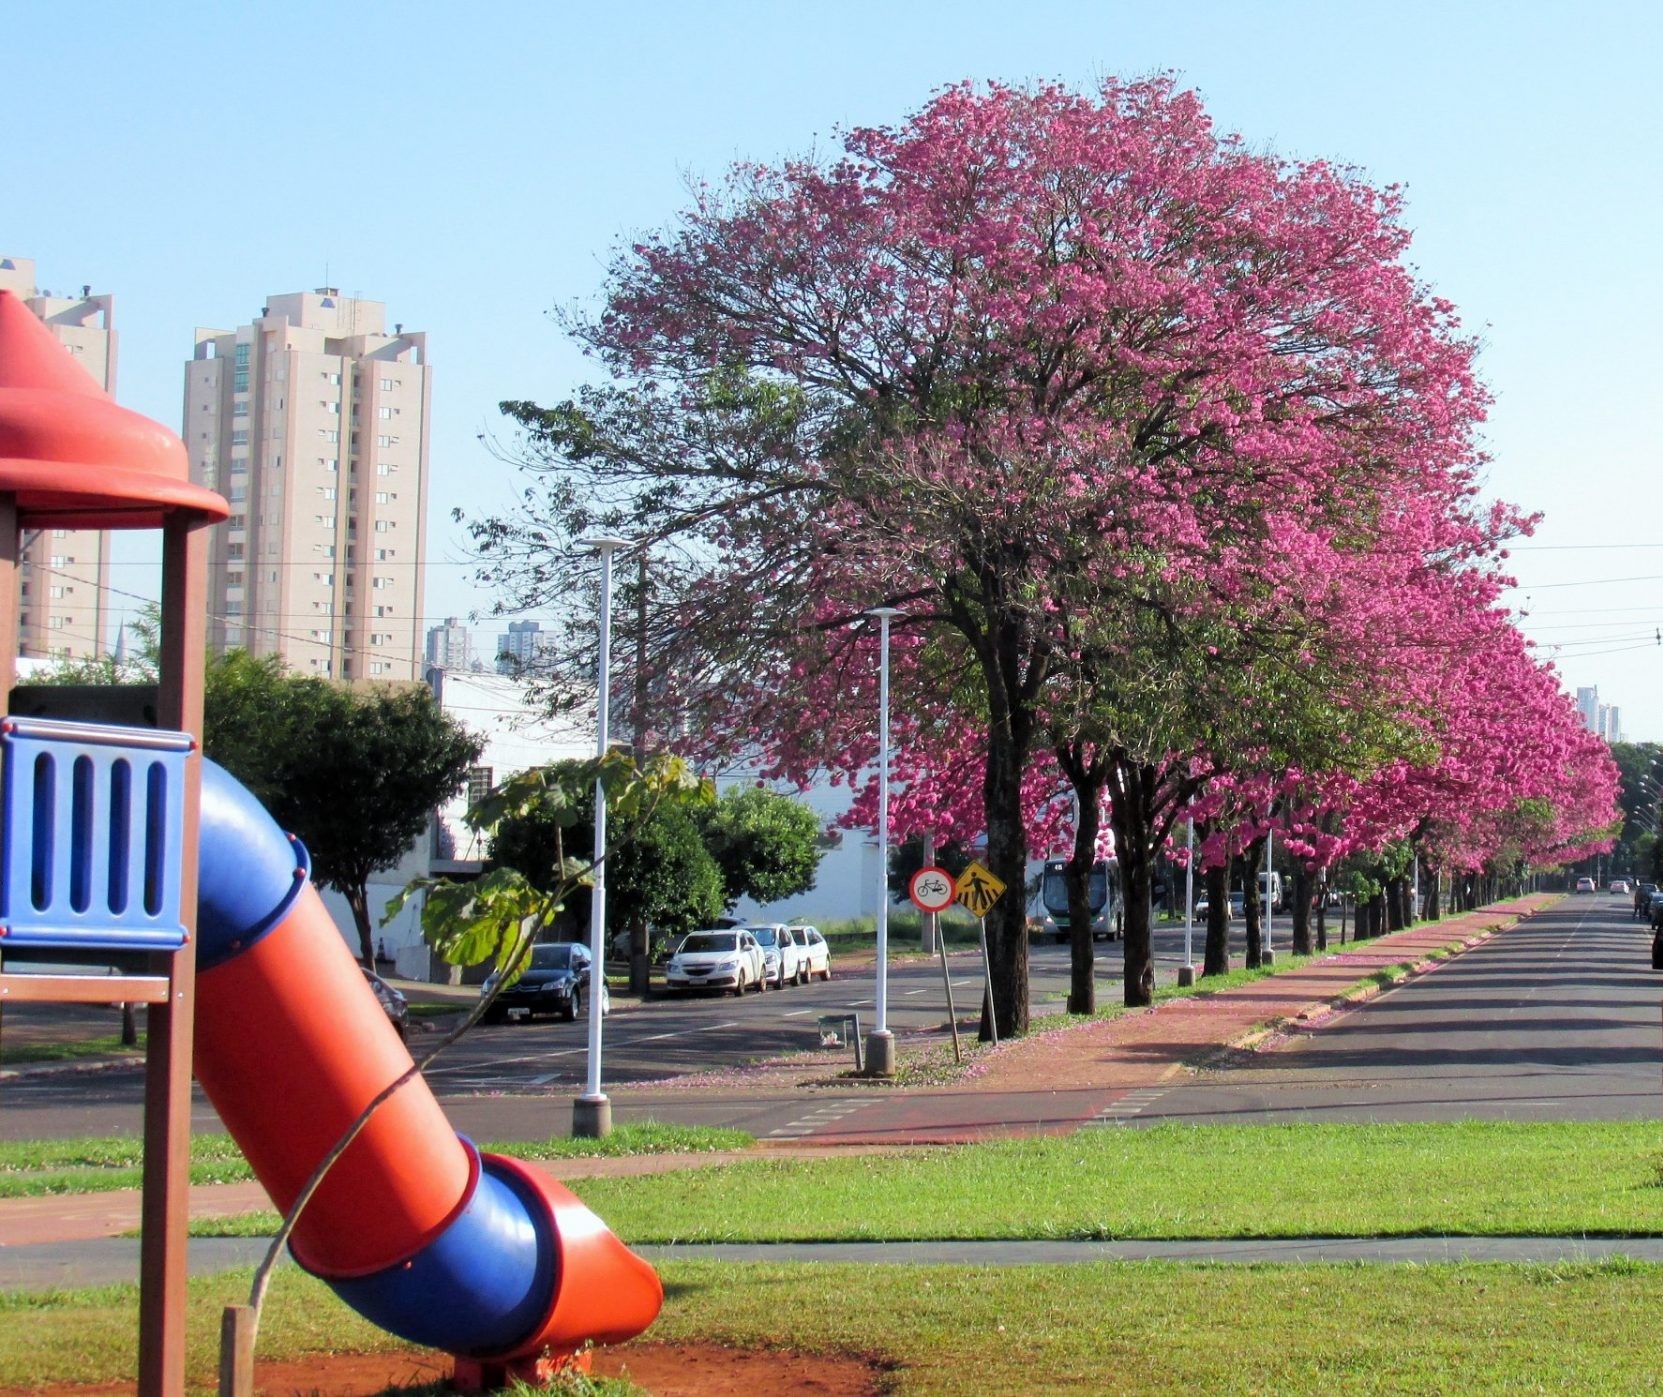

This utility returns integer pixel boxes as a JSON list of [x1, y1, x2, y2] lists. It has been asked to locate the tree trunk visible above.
[[345, 883, 375, 966], [1106, 758, 1157, 1007], [1314, 871, 1328, 952], [1242, 845, 1264, 969], [1368, 891, 1386, 937], [1064, 778, 1100, 1016], [1385, 876, 1406, 932], [629, 913, 650, 997], [981, 716, 1030, 1040], [1291, 865, 1312, 955], [1203, 863, 1230, 976]]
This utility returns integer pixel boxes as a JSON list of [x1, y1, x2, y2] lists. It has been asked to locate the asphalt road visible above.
[[11, 901, 1651, 1144], [0, 922, 1211, 1142], [1132, 893, 1663, 1126]]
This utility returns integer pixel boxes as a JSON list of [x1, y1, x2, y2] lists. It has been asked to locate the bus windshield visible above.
[[1041, 862, 1109, 914]]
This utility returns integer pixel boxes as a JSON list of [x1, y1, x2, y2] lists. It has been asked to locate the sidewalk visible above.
[[0, 897, 1554, 1271]]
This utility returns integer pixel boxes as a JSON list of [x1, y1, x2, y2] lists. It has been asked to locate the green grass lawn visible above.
[[3, 1257, 1661, 1394], [567, 1121, 1663, 1244]]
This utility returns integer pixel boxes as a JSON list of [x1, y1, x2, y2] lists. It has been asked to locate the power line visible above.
[[1507, 574, 1663, 590]]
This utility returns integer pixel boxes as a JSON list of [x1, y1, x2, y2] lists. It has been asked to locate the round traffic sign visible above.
[[909, 865, 956, 913]]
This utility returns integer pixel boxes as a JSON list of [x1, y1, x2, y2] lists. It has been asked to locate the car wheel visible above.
[[798, 964, 809, 986], [566, 988, 581, 1022], [733, 973, 746, 998]]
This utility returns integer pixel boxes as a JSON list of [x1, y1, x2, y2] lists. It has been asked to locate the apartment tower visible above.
[[0, 255, 114, 660], [185, 289, 430, 679]]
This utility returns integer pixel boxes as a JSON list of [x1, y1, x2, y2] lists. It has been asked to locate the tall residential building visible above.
[[425, 616, 476, 672], [495, 619, 551, 674], [186, 289, 430, 680], [1600, 704, 1623, 743], [0, 255, 114, 661]]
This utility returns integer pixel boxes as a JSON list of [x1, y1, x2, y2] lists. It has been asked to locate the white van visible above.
[[1259, 871, 1284, 914]]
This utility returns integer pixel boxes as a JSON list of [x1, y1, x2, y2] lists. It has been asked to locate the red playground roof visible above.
[[0, 289, 227, 529]]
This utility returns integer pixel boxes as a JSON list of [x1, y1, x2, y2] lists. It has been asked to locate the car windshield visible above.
[[530, 944, 577, 970], [681, 933, 737, 954], [752, 928, 779, 947]]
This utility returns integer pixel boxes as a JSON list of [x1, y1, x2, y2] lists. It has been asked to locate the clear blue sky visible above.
[[6, 1, 1659, 739]]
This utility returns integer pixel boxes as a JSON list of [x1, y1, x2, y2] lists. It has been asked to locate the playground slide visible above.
[[190, 758, 662, 1367]]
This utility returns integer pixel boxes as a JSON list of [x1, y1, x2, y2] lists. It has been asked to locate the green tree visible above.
[[695, 787, 824, 909], [489, 761, 725, 944], [203, 653, 483, 964]]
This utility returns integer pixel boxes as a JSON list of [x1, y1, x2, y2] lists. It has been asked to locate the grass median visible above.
[[565, 1120, 1663, 1244], [175, 1120, 1663, 1245], [4, 1257, 1663, 1393]]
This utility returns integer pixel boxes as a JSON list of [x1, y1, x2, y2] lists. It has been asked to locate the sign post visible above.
[[910, 866, 961, 1062], [955, 861, 1006, 1047]]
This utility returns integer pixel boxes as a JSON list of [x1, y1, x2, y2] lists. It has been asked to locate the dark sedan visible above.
[[481, 942, 607, 1023]]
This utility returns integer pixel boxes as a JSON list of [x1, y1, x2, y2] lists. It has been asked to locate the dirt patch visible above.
[[0, 1342, 888, 1395]]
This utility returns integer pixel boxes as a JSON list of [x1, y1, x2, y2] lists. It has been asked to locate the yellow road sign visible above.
[[955, 860, 1006, 918]]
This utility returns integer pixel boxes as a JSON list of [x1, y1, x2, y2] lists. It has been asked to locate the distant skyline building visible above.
[[1576, 685, 1625, 743], [186, 288, 431, 680], [495, 619, 552, 674], [0, 255, 114, 661], [1576, 686, 1600, 733], [425, 616, 477, 672]]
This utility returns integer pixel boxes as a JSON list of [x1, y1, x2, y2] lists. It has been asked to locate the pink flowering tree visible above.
[[474, 77, 1513, 1028]]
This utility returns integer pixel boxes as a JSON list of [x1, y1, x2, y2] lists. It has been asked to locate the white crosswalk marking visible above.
[[1085, 1087, 1168, 1127], [765, 1098, 875, 1139]]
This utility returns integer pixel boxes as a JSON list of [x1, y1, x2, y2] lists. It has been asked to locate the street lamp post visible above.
[[1178, 817, 1196, 987], [866, 606, 903, 1078], [573, 535, 630, 1139]]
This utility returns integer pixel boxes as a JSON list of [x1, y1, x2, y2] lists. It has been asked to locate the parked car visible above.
[[1610, 879, 1631, 896], [481, 941, 609, 1024], [665, 928, 766, 995], [362, 967, 409, 1043], [1194, 891, 1248, 919], [1574, 876, 1596, 893], [749, 924, 805, 987], [789, 924, 832, 980]]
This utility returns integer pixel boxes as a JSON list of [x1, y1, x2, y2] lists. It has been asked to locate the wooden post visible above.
[[138, 516, 208, 1397], [218, 1306, 255, 1397]]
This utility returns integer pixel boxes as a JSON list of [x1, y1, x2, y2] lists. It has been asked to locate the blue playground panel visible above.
[[0, 717, 193, 953]]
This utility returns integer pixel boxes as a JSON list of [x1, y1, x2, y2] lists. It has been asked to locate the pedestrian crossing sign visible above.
[[954, 861, 1006, 918]]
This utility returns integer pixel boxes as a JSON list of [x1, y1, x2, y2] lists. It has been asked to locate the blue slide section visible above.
[[194, 758, 560, 1358]]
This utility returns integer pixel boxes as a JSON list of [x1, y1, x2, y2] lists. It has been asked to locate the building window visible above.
[[231, 430, 249, 445], [377, 406, 393, 419], [325, 401, 340, 414], [379, 377, 396, 391], [233, 402, 249, 418], [319, 428, 339, 443], [466, 766, 494, 808], [320, 486, 337, 501], [370, 661, 387, 676], [320, 458, 338, 472], [327, 372, 341, 385]]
